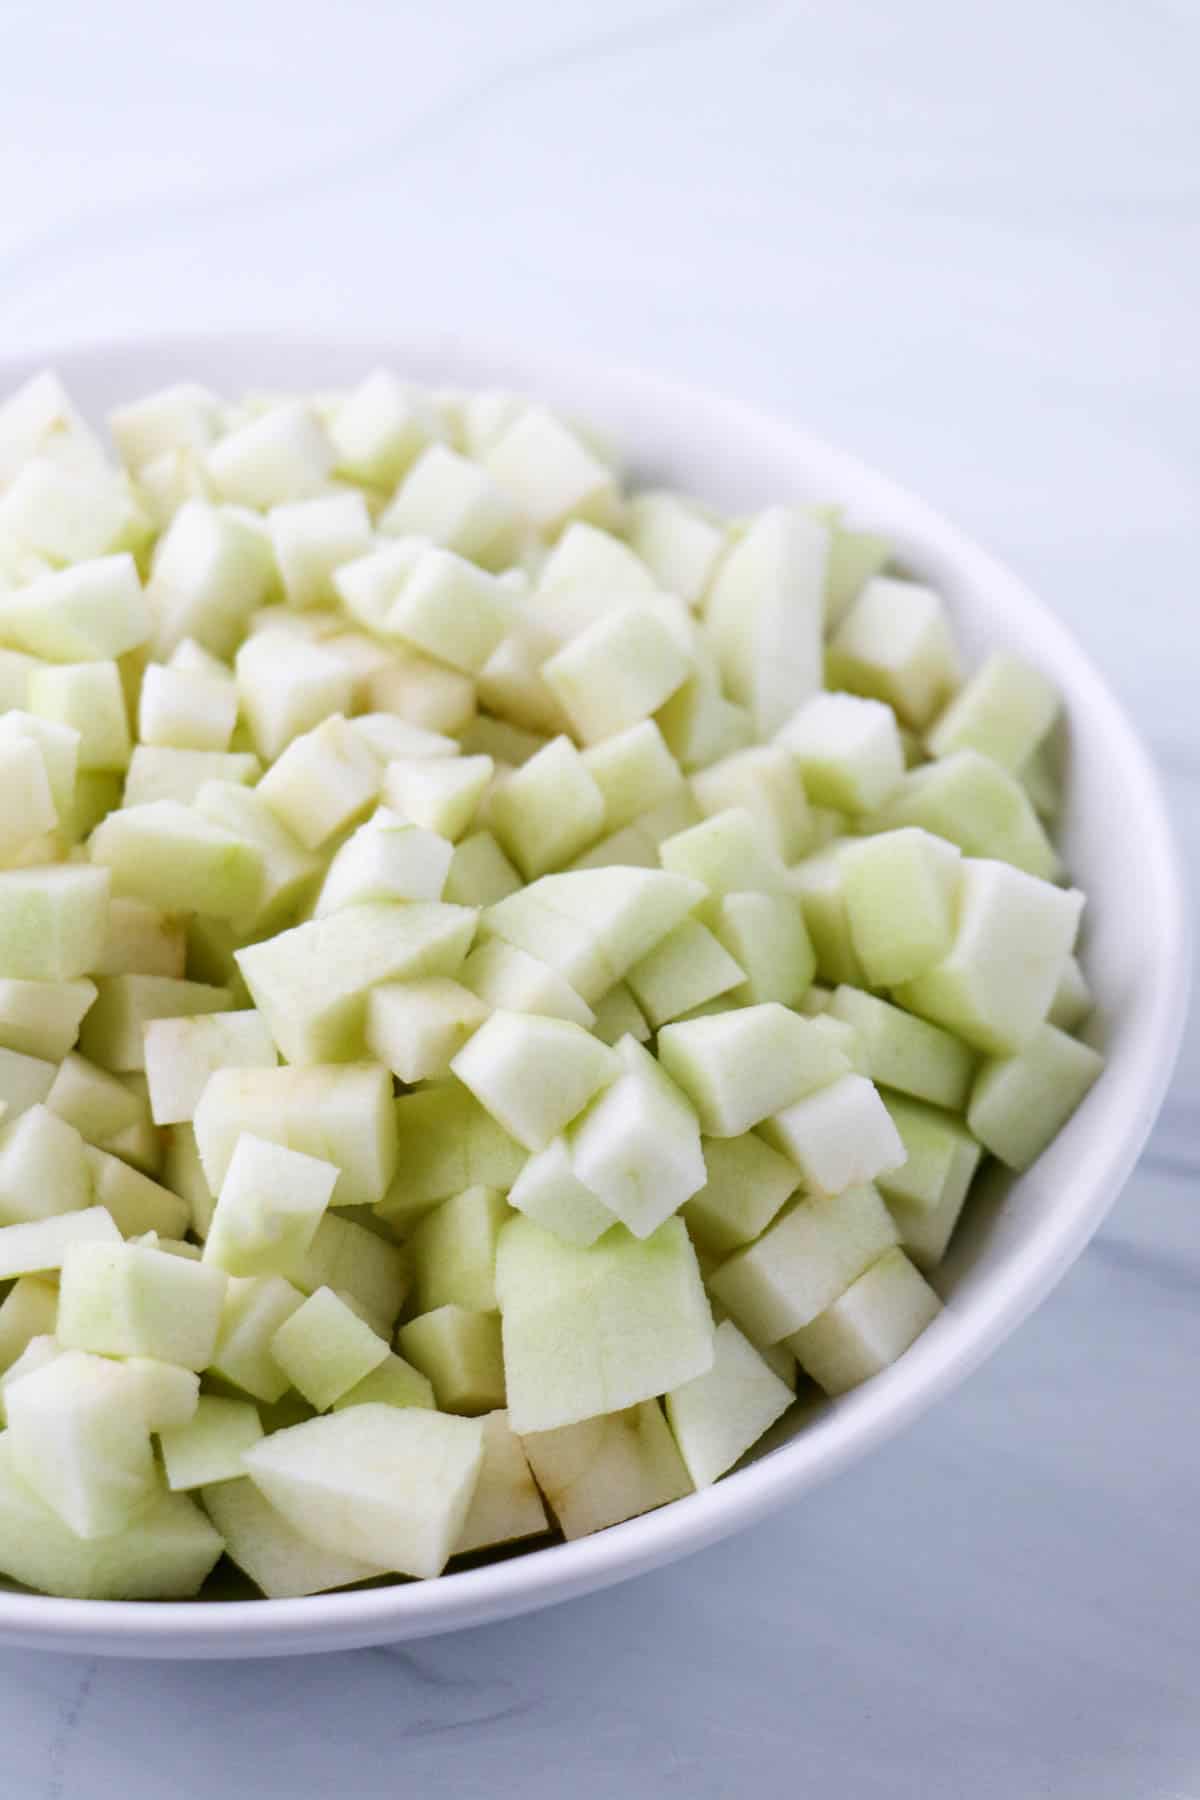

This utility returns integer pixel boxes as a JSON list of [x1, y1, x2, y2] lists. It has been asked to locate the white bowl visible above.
[[0, 332, 1187, 1658]]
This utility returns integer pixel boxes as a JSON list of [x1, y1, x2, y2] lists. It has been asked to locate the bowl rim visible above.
[[0, 327, 1189, 1657]]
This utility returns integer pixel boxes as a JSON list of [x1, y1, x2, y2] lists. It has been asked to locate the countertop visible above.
[[1, 2, 1197, 1794]]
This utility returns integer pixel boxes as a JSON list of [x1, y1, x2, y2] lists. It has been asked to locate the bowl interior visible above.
[[0, 332, 1187, 1655]]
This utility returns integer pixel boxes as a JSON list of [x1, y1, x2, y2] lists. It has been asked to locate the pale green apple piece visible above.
[[160, 1394, 263, 1491], [786, 1246, 941, 1394], [666, 1318, 793, 1488], [681, 1134, 801, 1258], [522, 1400, 692, 1540], [396, 1305, 506, 1416], [410, 1185, 512, 1315], [967, 1022, 1103, 1171]]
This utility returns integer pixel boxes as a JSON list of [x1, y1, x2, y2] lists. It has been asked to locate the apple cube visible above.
[[365, 977, 487, 1083], [192, 780, 322, 935], [146, 500, 276, 660], [383, 545, 513, 673], [542, 606, 690, 745], [451, 1010, 618, 1151], [266, 492, 371, 610], [827, 986, 976, 1111], [90, 800, 263, 920], [364, 646, 477, 735], [879, 750, 1060, 882], [4, 1349, 158, 1538], [333, 1352, 435, 1413], [45, 1050, 140, 1143], [461, 938, 594, 1027], [110, 382, 222, 469], [285, 1212, 409, 1338], [202, 1474, 385, 1599], [0, 1205, 120, 1281], [79, 974, 231, 1073], [256, 714, 380, 849], [0, 554, 149, 662], [234, 630, 353, 762], [875, 1092, 982, 1221], [236, 901, 476, 1064], [894, 858, 1084, 1054], [317, 814, 449, 916], [0, 456, 141, 566], [0, 1104, 91, 1225], [328, 370, 440, 487], [0, 710, 79, 823], [243, 1405, 485, 1578], [484, 407, 620, 536], [208, 1274, 305, 1402], [349, 714, 460, 765], [137, 663, 237, 752], [57, 1240, 227, 1369], [1049, 954, 1092, 1032], [270, 1287, 389, 1411], [202, 1134, 338, 1279], [967, 1022, 1103, 1171], [589, 982, 650, 1047], [626, 918, 744, 1028], [85, 1148, 190, 1238], [454, 1410, 548, 1555], [0, 1276, 58, 1374], [396, 1306, 505, 1415], [824, 518, 892, 628], [205, 401, 333, 507], [658, 1004, 850, 1137], [761, 1073, 907, 1194], [666, 1318, 793, 1487], [628, 490, 726, 608], [121, 745, 260, 808], [789, 847, 868, 987], [692, 744, 814, 863], [535, 518, 656, 600], [580, 720, 684, 833], [704, 507, 828, 735], [0, 977, 95, 1063], [709, 1183, 899, 1343], [569, 1036, 705, 1237], [193, 1063, 396, 1208], [409, 1185, 511, 1314], [659, 807, 786, 899], [495, 1214, 713, 1434], [681, 1133, 800, 1257], [160, 1394, 263, 1490], [383, 1082, 525, 1221], [143, 1011, 277, 1128], [27, 661, 130, 778], [508, 1137, 615, 1248], [656, 656, 752, 772], [383, 753, 493, 841], [380, 444, 521, 571], [827, 575, 959, 728], [0, 736, 58, 862], [0, 372, 108, 485], [0, 864, 110, 981], [477, 624, 572, 737], [839, 827, 961, 987], [776, 690, 905, 814], [927, 651, 1060, 772], [704, 891, 816, 1009], [444, 831, 522, 908], [488, 736, 606, 878], [521, 1400, 691, 1539], [786, 1246, 942, 1394]]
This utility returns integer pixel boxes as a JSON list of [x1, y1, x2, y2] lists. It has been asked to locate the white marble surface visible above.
[[2, 1, 1198, 1792]]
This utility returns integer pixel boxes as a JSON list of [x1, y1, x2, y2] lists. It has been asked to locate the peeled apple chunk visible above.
[[242, 1404, 485, 1579], [494, 1214, 713, 1434], [0, 364, 1106, 1597]]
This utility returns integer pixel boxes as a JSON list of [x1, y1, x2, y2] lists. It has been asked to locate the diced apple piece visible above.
[[409, 1185, 511, 1314], [709, 1183, 899, 1343], [383, 1083, 525, 1221], [0, 736, 58, 862], [878, 750, 1060, 882], [824, 518, 891, 629], [542, 606, 690, 745], [57, 1239, 227, 1369], [839, 827, 960, 987], [0, 710, 80, 824], [364, 646, 477, 735], [79, 974, 231, 1073], [192, 780, 322, 935], [365, 977, 487, 1084], [0, 554, 149, 662], [589, 982, 650, 1047], [0, 864, 110, 980], [349, 713, 459, 767], [243, 1405, 485, 1579], [827, 575, 959, 728], [202, 1134, 337, 1279], [656, 651, 752, 772], [522, 1400, 692, 1539], [454, 1410, 548, 1554], [789, 847, 868, 987], [332, 1352, 435, 1413], [208, 1274, 305, 1403], [458, 714, 548, 765], [270, 1287, 389, 1411], [160, 1394, 263, 1490], [256, 714, 380, 850], [4, 1348, 158, 1538], [396, 1305, 505, 1415], [626, 918, 744, 1027], [569, 1036, 705, 1237], [692, 744, 814, 863], [315, 814, 453, 917], [85, 1148, 190, 1239], [451, 1010, 618, 1152], [495, 1214, 713, 1434], [659, 807, 786, 899], [704, 507, 828, 735], [761, 1073, 906, 1195], [194, 1063, 394, 1206], [144, 1011, 277, 1128], [487, 736, 605, 878], [28, 660, 131, 773], [137, 662, 237, 752], [147, 500, 276, 660], [205, 401, 333, 508], [658, 1004, 849, 1137], [477, 623, 571, 736], [444, 831, 522, 908], [383, 545, 513, 673], [777, 690, 905, 814], [927, 651, 1059, 772], [0, 1276, 58, 1374], [580, 720, 684, 833], [383, 753, 492, 841], [875, 1092, 982, 1222], [666, 1319, 793, 1487], [285, 1212, 409, 1337], [90, 800, 263, 921], [967, 1022, 1103, 1171], [704, 891, 816, 1009], [628, 491, 726, 608], [681, 1134, 800, 1257], [234, 630, 352, 762], [508, 1137, 615, 1247], [484, 408, 620, 537], [121, 745, 259, 808], [0, 456, 143, 565], [536, 517, 656, 600], [1048, 954, 1092, 1032], [0, 372, 108, 486], [110, 382, 222, 469], [236, 901, 476, 1064], [827, 986, 976, 1111], [202, 1475, 385, 1599], [328, 369, 440, 487], [380, 445, 521, 571], [266, 492, 371, 610], [894, 859, 1084, 1054], [0, 977, 95, 1062], [786, 1246, 941, 1394], [0, 1104, 91, 1225], [461, 938, 595, 1028]]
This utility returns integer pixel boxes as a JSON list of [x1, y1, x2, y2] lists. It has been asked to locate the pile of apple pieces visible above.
[[0, 369, 1102, 1602]]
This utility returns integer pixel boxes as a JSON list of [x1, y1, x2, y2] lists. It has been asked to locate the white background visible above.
[[2, 3, 1198, 1794]]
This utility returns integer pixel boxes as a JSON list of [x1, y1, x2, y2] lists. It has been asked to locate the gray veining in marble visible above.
[[0, 1, 1197, 1793]]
